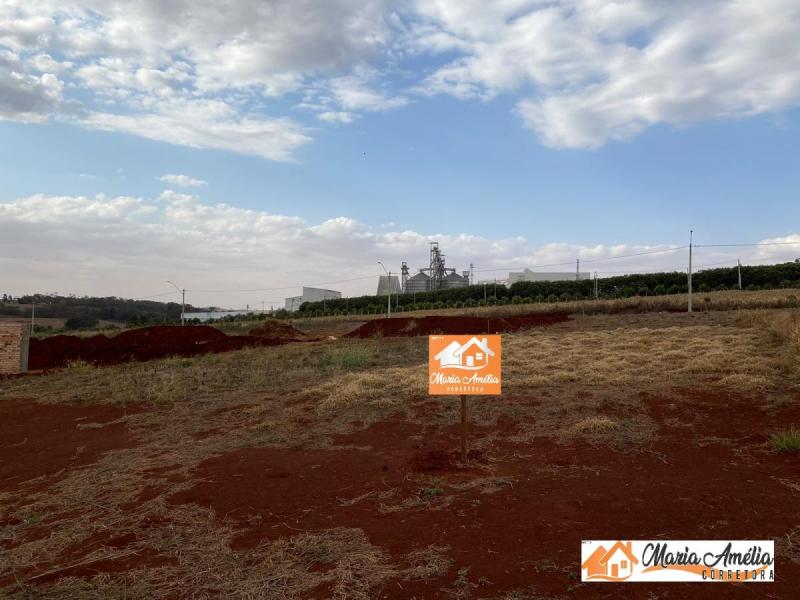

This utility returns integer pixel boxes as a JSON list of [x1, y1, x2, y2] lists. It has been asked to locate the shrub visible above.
[[65, 315, 99, 330], [771, 428, 800, 453]]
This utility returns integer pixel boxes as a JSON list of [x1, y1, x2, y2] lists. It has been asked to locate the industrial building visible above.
[[508, 269, 591, 285], [399, 242, 471, 293], [376, 275, 402, 296], [285, 286, 341, 312]]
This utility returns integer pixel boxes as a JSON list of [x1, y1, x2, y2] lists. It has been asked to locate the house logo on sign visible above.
[[428, 335, 501, 395], [581, 539, 775, 583], [433, 336, 495, 370], [582, 541, 639, 582]]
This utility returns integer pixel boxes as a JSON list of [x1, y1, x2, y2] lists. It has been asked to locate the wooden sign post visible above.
[[428, 335, 502, 462]]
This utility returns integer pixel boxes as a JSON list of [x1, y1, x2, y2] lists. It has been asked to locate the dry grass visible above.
[[503, 321, 788, 392], [0, 387, 450, 599], [570, 416, 619, 435], [312, 366, 426, 415], [0, 338, 425, 406], [6, 524, 400, 600], [777, 528, 800, 565], [3, 306, 798, 597], [403, 545, 454, 581], [737, 309, 800, 350]]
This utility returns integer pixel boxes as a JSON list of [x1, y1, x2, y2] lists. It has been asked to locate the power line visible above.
[[696, 241, 800, 248], [135, 290, 181, 300], [473, 245, 688, 274], [580, 245, 688, 264]]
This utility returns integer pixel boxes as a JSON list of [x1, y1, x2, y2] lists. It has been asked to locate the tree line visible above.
[[0, 294, 193, 326], [293, 261, 800, 317]]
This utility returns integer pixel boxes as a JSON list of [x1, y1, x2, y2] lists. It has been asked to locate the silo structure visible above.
[[405, 271, 431, 293]]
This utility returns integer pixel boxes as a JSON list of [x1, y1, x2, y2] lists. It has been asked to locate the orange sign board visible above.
[[428, 335, 502, 395]]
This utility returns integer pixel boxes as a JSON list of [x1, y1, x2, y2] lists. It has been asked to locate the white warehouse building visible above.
[[284, 286, 341, 312]]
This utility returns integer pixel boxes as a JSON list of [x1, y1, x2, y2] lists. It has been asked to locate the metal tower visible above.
[[400, 262, 410, 294]]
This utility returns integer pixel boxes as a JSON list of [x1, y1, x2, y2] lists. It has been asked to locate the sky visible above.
[[1, 0, 799, 308]]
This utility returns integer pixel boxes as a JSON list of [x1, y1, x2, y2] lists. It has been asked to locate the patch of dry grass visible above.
[[1, 338, 425, 406], [737, 309, 800, 350], [504, 322, 787, 392], [312, 365, 426, 416], [6, 524, 400, 600], [403, 545, 454, 581], [777, 528, 800, 565], [570, 416, 619, 435]]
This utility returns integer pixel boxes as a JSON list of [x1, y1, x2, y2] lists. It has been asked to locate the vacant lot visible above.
[[1, 308, 799, 599]]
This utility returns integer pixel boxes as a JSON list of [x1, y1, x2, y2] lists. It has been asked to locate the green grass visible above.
[[770, 427, 800, 453], [421, 485, 444, 501], [320, 343, 376, 370]]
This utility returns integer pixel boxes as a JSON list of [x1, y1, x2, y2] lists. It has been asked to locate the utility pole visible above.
[[576, 258, 580, 281], [594, 272, 599, 300], [687, 230, 693, 313], [737, 259, 742, 290], [166, 280, 185, 325], [484, 282, 487, 304], [31, 303, 35, 335], [494, 278, 497, 300], [470, 263, 474, 286]]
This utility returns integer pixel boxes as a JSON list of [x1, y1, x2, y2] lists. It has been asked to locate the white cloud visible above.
[[2, 1, 800, 153], [0, 0, 397, 159], [2, 191, 798, 305], [413, 0, 800, 147], [82, 98, 311, 162], [317, 111, 356, 124], [0, 49, 67, 122], [159, 174, 207, 188], [328, 73, 408, 112]]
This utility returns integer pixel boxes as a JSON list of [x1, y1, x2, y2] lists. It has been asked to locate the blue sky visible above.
[[2, 1, 800, 305]]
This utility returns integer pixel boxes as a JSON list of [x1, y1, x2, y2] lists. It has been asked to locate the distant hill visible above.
[[0, 294, 196, 326]]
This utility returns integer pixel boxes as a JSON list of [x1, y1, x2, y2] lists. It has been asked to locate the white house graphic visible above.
[[434, 337, 495, 370]]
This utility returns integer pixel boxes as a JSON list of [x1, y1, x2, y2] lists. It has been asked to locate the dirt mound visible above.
[[344, 312, 570, 338], [248, 319, 311, 341], [29, 325, 301, 370]]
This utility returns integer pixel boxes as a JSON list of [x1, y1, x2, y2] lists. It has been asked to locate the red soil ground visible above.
[[169, 389, 800, 599], [0, 399, 141, 495], [345, 312, 570, 338], [28, 323, 310, 370], [26, 314, 565, 370]]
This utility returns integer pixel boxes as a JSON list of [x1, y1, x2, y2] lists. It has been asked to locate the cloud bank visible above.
[[2, 191, 797, 307], [1, 1, 799, 157]]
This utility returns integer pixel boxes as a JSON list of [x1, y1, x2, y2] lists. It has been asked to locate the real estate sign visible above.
[[428, 335, 502, 395]]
